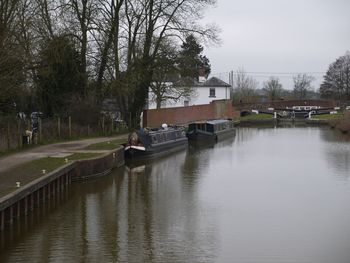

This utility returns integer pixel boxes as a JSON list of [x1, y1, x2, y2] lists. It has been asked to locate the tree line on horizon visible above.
[[231, 69, 318, 104], [231, 51, 350, 104], [0, 0, 217, 126]]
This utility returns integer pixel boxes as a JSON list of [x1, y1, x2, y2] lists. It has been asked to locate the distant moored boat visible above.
[[186, 119, 235, 141]]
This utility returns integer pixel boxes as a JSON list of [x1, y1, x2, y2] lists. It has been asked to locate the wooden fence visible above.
[[0, 115, 126, 152]]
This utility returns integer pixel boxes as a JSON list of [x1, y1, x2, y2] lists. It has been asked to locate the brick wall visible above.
[[143, 100, 239, 128]]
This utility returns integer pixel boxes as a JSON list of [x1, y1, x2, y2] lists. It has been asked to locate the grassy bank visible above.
[[14, 152, 103, 174], [0, 152, 103, 197], [332, 111, 350, 133], [238, 113, 274, 121], [311, 113, 344, 120], [85, 138, 127, 150], [0, 132, 128, 158]]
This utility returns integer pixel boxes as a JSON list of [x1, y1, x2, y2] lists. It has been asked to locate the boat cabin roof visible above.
[[135, 127, 186, 147], [191, 119, 231, 126]]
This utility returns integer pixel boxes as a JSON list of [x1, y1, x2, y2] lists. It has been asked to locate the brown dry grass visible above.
[[335, 111, 350, 133]]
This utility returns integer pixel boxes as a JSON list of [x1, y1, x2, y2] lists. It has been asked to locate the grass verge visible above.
[[0, 132, 129, 158], [311, 113, 344, 120], [239, 113, 274, 121], [0, 152, 103, 197], [85, 138, 127, 150]]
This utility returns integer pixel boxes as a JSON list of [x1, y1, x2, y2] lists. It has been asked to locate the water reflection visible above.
[[319, 129, 350, 179], [1, 127, 350, 263]]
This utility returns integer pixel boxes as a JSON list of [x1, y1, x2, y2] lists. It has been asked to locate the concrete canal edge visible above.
[[0, 146, 124, 231]]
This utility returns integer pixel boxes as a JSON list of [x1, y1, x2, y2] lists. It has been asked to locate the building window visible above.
[[184, 100, 189, 107], [209, 88, 216, 97]]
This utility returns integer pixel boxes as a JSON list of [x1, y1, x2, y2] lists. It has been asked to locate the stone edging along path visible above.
[[0, 138, 125, 231]]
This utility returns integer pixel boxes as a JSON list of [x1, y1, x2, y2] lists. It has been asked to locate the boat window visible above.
[[188, 124, 195, 132], [167, 131, 176, 140], [151, 135, 157, 144], [176, 131, 180, 138], [156, 134, 163, 142], [207, 124, 214, 133]]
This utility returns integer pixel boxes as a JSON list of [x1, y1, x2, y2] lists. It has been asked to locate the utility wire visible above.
[[211, 71, 326, 76]]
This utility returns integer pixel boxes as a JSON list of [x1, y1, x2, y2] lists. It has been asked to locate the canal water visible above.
[[1, 126, 350, 263]]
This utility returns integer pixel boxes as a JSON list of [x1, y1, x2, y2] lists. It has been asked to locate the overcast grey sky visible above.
[[202, 0, 350, 90]]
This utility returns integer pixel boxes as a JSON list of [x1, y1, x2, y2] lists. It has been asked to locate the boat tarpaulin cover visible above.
[[136, 129, 152, 147]]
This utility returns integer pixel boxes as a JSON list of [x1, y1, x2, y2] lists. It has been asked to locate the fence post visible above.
[[102, 116, 105, 135], [39, 118, 42, 143], [57, 117, 61, 139], [69, 116, 72, 138], [7, 121, 10, 150], [111, 117, 114, 134], [87, 124, 90, 137], [129, 113, 131, 129], [17, 120, 22, 148]]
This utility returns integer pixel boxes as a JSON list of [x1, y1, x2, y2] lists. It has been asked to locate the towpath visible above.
[[0, 135, 127, 197]]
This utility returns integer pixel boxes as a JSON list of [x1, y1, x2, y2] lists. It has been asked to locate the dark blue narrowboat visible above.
[[124, 126, 188, 159], [186, 119, 235, 141]]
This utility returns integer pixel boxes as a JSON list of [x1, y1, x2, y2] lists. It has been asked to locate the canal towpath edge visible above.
[[0, 134, 127, 199]]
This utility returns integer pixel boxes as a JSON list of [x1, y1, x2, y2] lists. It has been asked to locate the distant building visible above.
[[147, 76, 232, 109]]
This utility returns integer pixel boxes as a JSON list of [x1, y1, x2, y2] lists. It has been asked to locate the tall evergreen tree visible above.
[[177, 35, 211, 80], [36, 36, 84, 116]]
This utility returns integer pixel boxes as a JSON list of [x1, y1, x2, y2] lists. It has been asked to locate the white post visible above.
[[274, 112, 277, 119]]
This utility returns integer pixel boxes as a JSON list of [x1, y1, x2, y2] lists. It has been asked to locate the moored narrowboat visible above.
[[186, 119, 235, 141], [124, 125, 188, 159]]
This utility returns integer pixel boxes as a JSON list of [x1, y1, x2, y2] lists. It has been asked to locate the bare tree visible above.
[[149, 81, 197, 109], [232, 68, 258, 103], [0, 0, 219, 122], [320, 51, 350, 101], [60, 0, 98, 95], [0, 0, 27, 112], [263, 76, 283, 101], [293, 73, 314, 100], [113, 0, 219, 125]]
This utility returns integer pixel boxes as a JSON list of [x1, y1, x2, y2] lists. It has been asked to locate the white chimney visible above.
[[198, 68, 206, 83]]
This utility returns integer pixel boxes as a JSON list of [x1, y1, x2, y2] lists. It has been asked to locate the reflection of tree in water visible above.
[[181, 142, 215, 187], [122, 151, 218, 263], [0, 150, 218, 262], [181, 135, 236, 187], [320, 129, 350, 179], [323, 146, 350, 179], [319, 128, 350, 143], [123, 151, 190, 262], [235, 127, 260, 143], [0, 187, 73, 262]]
